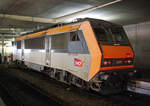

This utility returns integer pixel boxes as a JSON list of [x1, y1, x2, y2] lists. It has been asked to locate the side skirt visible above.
[[15, 60, 129, 95]]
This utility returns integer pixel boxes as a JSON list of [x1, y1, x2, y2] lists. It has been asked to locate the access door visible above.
[[45, 36, 51, 66]]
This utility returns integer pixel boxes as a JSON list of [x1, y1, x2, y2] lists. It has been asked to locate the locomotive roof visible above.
[[20, 18, 121, 36]]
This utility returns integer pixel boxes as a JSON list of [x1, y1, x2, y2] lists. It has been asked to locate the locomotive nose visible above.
[[101, 45, 134, 59], [100, 45, 134, 69]]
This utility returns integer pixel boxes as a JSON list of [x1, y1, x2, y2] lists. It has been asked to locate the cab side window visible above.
[[68, 30, 88, 53], [70, 32, 80, 41]]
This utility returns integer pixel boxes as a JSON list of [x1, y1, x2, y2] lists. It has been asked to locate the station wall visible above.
[[124, 21, 150, 69]]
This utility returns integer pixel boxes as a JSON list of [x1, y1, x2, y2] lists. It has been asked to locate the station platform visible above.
[[128, 78, 150, 95], [0, 97, 5, 106]]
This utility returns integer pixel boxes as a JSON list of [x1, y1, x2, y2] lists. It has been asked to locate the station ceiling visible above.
[[0, 0, 150, 34]]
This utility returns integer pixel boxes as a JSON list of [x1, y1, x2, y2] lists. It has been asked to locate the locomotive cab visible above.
[[93, 24, 134, 70], [89, 20, 134, 94]]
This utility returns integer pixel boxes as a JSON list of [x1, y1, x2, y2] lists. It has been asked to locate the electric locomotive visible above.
[[13, 18, 134, 94]]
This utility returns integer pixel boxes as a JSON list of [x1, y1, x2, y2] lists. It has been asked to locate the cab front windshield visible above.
[[93, 26, 129, 45]]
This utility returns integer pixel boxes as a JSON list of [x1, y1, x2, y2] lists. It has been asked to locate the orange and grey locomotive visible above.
[[13, 18, 134, 94]]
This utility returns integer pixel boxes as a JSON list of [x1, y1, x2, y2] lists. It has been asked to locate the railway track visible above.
[[4, 64, 150, 106], [0, 82, 21, 106], [0, 69, 61, 106]]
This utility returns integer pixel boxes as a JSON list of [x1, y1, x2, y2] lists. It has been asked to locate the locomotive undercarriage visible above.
[[15, 60, 131, 95], [42, 67, 130, 95]]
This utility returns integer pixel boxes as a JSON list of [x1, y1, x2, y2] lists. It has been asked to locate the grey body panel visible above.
[[13, 30, 91, 81]]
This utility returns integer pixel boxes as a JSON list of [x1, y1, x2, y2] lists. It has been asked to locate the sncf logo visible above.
[[74, 58, 83, 67]]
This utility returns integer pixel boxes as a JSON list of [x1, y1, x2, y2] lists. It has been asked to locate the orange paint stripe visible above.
[[16, 31, 46, 41], [15, 24, 80, 41], [100, 65, 134, 71], [46, 25, 80, 35]]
